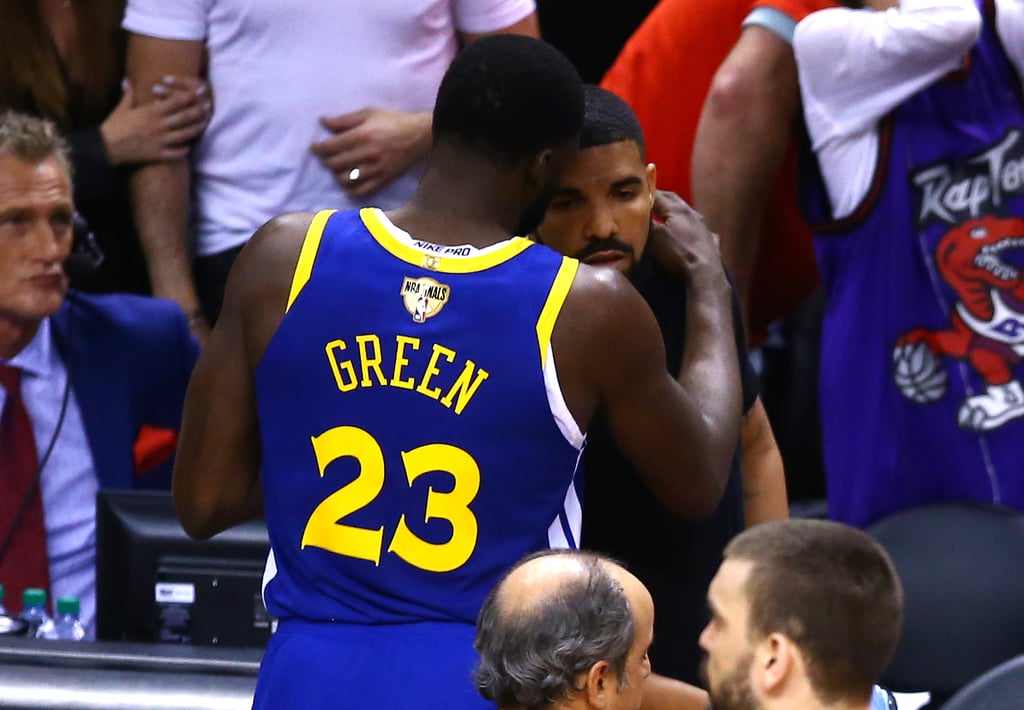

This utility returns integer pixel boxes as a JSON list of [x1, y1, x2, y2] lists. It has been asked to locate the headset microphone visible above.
[[1, 213, 99, 566], [64, 212, 105, 281]]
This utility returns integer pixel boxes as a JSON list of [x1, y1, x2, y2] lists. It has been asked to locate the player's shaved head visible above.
[[433, 34, 584, 166]]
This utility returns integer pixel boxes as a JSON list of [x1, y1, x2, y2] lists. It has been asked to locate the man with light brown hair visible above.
[[0, 110, 196, 634], [700, 519, 903, 710]]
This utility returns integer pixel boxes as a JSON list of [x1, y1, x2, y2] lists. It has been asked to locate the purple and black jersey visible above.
[[803, 0, 1024, 526]]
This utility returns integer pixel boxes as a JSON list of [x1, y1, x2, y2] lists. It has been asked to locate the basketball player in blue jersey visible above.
[[172, 36, 742, 709]]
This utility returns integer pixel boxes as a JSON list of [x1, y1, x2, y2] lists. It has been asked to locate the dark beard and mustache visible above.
[[572, 235, 635, 263], [533, 222, 651, 282], [700, 652, 759, 710]]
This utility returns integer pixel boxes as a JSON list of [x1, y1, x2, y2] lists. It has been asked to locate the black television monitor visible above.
[[96, 489, 273, 648]]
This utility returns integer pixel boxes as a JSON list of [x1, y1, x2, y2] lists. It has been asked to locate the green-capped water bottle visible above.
[[20, 588, 55, 638], [53, 597, 86, 641]]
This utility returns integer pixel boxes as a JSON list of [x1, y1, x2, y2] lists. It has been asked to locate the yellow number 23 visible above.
[[301, 425, 480, 573]]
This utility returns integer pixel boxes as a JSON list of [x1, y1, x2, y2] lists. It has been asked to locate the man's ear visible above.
[[755, 633, 795, 696], [528, 148, 555, 189], [583, 660, 616, 708], [645, 162, 657, 209]]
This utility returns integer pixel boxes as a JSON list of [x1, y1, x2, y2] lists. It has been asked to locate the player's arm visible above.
[[556, 198, 742, 519], [691, 24, 799, 330], [741, 396, 788, 525], [126, 34, 208, 335], [641, 674, 709, 710], [173, 213, 313, 539]]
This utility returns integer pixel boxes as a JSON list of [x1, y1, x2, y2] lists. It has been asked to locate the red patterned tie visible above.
[[0, 365, 51, 615]]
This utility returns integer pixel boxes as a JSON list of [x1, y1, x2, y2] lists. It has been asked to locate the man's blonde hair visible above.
[[0, 110, 72, 178]]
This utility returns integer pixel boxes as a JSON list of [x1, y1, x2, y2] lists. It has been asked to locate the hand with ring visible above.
[[310, 107, 433, 197]]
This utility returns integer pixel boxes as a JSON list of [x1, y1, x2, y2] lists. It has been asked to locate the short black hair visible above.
[[433, 35, 584, 165], [579, 85, 645, 158]]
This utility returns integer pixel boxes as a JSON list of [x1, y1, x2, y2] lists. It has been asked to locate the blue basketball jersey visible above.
[[256, 208, 584, 626]]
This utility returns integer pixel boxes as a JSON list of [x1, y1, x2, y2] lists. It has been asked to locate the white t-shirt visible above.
[[795, 0, 1024, 218], [123, 0, 535, 257]]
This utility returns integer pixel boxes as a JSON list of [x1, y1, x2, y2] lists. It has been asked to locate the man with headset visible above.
[[0, 111, 197, 636]]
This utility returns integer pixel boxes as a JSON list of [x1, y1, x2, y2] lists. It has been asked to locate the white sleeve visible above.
[[452, 0, 535, 35], [122, 0, 210, 41], [996, 0, 1024, 79], [796, 0, 982, 148], [796, 0, 982, 218]]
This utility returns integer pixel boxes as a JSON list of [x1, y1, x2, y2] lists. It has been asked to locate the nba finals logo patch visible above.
[[401, 276, 450, 323]]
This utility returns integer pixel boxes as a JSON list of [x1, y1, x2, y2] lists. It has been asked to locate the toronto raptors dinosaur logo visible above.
[[893, 215, 1024, 431]]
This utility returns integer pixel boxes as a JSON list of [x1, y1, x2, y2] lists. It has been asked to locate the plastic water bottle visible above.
[[53, 596, 86, 641], [20, 588, 56, 638]]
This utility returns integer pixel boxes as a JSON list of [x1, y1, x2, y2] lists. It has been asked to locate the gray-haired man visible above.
[[475, 550, 708, 710]]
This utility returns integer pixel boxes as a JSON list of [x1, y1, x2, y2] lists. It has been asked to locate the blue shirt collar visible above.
[[2, 319, 56, 380]]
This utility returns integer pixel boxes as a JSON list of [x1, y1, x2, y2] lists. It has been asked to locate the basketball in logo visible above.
[[893, 341, 948, 403], [400, 276, 451, 323]]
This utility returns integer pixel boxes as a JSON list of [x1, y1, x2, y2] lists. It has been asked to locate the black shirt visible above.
[[581, 252, 758, 685]]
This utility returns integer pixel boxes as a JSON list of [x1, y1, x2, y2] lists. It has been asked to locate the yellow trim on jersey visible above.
[[286, 210, 336, 313], [360, 207, 533, 273], [536, 257, 579, 368]]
